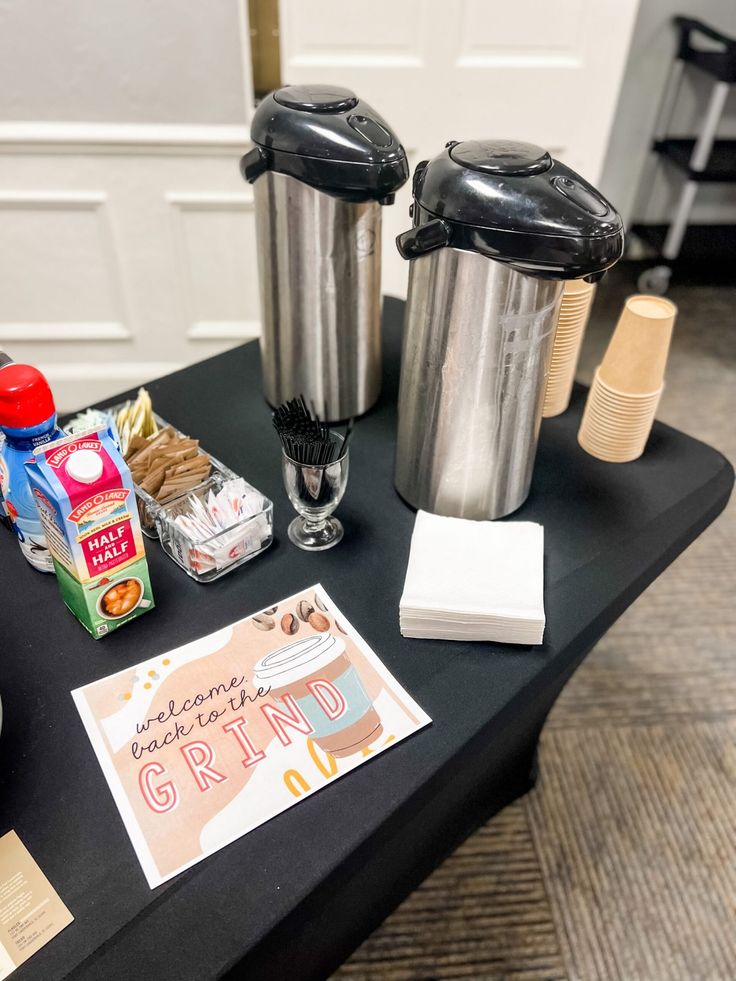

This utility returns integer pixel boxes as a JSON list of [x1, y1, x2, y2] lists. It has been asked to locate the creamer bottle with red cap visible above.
[[0, 363, 64, 571]]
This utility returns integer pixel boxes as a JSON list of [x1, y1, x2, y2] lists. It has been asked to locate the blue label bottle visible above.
[[0, 364, 64, 572]]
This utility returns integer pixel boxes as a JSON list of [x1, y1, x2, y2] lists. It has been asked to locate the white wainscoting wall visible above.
[[1, 0, 642, 409], [0, 0, 258, 411], [279, 0, 641, 298], [0, 130, 258, 411]]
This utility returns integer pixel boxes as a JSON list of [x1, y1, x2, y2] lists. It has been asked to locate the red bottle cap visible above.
[[0, 363, 56, 428]]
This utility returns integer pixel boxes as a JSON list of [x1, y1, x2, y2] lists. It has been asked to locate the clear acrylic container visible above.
[[134, 453, 238, 540], [98, 404, 273, 581], [103, 405, 238, 540], [155, 473, 273, 582]]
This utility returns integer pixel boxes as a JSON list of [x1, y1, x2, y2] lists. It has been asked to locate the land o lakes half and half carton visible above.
[[25, 426, 154, 638]]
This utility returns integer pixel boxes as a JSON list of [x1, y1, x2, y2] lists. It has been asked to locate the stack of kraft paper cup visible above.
[[543, 279, 597, 418], [578, 294, 677, 463]]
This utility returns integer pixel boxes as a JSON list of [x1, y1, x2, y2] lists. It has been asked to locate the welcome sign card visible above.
[[72, 584, 431, 887]]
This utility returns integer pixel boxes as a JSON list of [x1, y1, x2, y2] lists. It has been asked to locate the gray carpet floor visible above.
[[333, 266, 736, 981]]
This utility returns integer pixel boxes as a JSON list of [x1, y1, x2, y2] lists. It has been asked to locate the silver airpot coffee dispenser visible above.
[[241, 85, 408, 422], [395, 139, 624, 521]]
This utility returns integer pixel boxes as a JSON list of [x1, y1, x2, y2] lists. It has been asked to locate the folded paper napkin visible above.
[[399, 511, 545, 645]]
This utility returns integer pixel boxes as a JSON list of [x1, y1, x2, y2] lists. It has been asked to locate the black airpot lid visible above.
[[396, 139, 624, 279], [241, 84, 409, 204]]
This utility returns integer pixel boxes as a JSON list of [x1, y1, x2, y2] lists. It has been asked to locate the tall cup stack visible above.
[[578, 295, 677, 463], [543, 278, 596, 418]]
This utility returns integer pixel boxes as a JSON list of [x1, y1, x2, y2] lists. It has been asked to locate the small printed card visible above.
[[0, 831, 73, 979], [72, 584, 431, 888]]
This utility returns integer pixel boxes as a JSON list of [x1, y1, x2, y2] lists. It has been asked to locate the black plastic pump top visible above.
[[396, 139, 624, 281], [241, 84, 409, 205]]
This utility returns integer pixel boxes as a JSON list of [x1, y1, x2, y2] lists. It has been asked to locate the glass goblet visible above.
[[281, 438, 349, 551]]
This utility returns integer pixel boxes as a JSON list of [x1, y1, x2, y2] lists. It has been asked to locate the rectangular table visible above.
[[1, 298, 732, 980]]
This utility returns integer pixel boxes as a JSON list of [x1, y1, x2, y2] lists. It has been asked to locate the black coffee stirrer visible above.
[[273, 396, 353, 466]]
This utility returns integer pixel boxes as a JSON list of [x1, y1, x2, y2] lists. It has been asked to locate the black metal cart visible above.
[[637, 16, 736, 293]]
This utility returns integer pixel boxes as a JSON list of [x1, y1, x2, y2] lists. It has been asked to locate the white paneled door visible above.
[[279, 0, 640, 296]]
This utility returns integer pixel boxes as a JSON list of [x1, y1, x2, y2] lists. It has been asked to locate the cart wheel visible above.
[[637, 265, 672, 295]]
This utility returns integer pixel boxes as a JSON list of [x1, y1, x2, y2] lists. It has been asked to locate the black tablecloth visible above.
[[1, 298, 732, 981]]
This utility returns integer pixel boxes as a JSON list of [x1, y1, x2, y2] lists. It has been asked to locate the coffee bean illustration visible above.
[[281, 613, 299, 635], [296, 599, 315, 622], [308, 612, 330, 632], [336, 620, 347, 634], [263, 606, 278, 615], [252, 613, 275, 631], [314, 593, 328, 612]]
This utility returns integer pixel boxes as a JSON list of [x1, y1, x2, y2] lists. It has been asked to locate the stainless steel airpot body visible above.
[[395, 139, 624, 521], [241, 85, 409, 422]]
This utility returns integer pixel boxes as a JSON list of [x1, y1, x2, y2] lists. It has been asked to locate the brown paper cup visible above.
[[543, 280, 596, 418], [598, 295, 676, 395], [591, 371, 661, 415], [577, 369, 662, 462], [586, 402, 656, 425], [578, 424, 654, 462], [586, 413, 657, 433], [589, 395, 660, 419]]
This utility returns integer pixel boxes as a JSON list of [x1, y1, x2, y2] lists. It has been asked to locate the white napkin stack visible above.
[[399, 511, 545, 645]]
